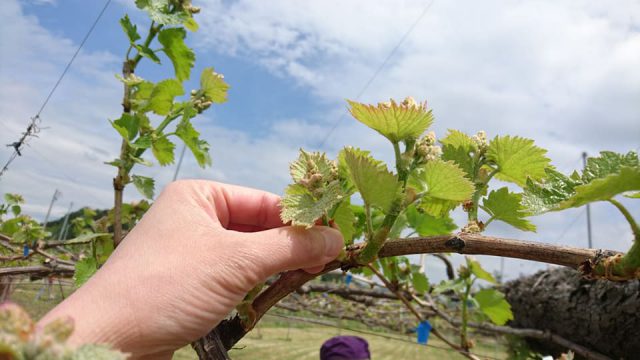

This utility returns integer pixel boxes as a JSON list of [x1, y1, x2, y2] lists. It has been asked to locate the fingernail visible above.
[[320, 228, 344, 261]]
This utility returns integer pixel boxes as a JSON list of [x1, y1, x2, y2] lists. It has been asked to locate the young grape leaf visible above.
[[332, 200, 356, 245], [145, 79, 184, 115], [74, 258, 97, 287], [523, 151, 639, 214], [151, 136, 175, 166], [158, 28, 195, 81], [341, 147, 399, 212], [522, 168, 581, 215], [412, 271, 430, 294], [440, 129, 478, 153], [135, 0, 190, 26], [119, 15, 140, 43], [441, 144, 475, 179], [482, 187, 536, 231], [132, 81, 154, 105], [389, 212, 408, 239], [582, 151, 638, 182], [558, 166, 640, 209], [176, 113, 212, 168], [132, 175, 155, 199], [473, 288, 513, 325], [289, 150, 336, 184], [347, 98, 433, 143], [410, 160, 474, 217], [184, 17, 199, 32], [200, 67, 229, 103], [110, 113, 139, 141], [280, 182, 344, 227], [626, 192, 640, 199], [467, 257, 496, 283], [4, 193, 24, 204], [405, 205, 457, 236], [135, 44, 161, 64], [486, 135, 551, 187], [433, 278, 466, 294]]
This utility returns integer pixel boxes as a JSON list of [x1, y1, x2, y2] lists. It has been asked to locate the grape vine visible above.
[[1, 1, 639, 359]]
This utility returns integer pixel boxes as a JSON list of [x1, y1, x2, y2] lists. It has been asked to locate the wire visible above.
[[265, 313, 501, 360], [318, 0, 436, 147], [0, 0, 112, 179], [552, 208, 586, 245], [35, 0, 113, 118]]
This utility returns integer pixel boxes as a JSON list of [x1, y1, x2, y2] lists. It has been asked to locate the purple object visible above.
[[320, 336, 370, 360]]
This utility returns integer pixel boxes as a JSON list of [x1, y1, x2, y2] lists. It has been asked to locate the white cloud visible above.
[[195, 0, 640, 156]]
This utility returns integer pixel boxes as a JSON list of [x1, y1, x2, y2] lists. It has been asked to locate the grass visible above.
[[8, 284, 508, 359]]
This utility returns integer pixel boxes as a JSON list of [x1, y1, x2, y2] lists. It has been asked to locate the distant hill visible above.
[[44, 207, 108, 240]]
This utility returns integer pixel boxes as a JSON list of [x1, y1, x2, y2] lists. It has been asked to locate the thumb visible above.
[[244, 226, 344, 275]]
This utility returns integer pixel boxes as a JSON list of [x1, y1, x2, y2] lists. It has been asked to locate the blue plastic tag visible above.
[[345, 273, 353, 286], [23, 244, 29, 257], [417, 320, 432, 345]]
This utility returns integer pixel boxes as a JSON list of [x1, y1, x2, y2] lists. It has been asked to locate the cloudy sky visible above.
[[1, 0, 638, 280]]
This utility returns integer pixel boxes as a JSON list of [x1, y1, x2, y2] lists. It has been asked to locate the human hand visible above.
[[38, 180, 344, 359]]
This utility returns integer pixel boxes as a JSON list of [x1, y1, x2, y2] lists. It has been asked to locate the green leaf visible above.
[[483, 187, 536, 231], [200, 67, 229, 103], [433, 278, 466, 294], [441, 144, 475, 179], [132, 135, 152, 150], [341, 147, 398, 212], [523, 152, 640, 214], [558, 166, 640, 209], [389, 212, 408, 239], [626, 192, 640, 199], [110, 113, 139, 141], [132, 81, 154, 105], [136, 44, 161, 64], [474, 288, 513, 325], [410, 160, 474, 217], [177, 123, 211, 168], [158, 28, 195, 81], [289, 149, 338, 185], [146, 79, 184, 115], [280, 182, 344, 228], [486, 135, 551, 187], [74, 258, 98, 287], [4, 193, 24, 205], [10, 205, 21, 217], [412, 271, 430, 294], [522, 168, 581, 215], [405, 205, 457, 236], [440, 129, 478, 153], [347, 98, 433, 143], [467, 257, 496, 283], [151, 136, 175, 166], [332, 200, 356, 245], [582, 151, 638, 182], [132, 175, 155, 199], [0, 218, 21, 236], [413, 160, 475, 201], [129, 154, 153, 167], [135, 0, 190, 26], [184, 17, 199, 32], [119, 15, 140, 43]]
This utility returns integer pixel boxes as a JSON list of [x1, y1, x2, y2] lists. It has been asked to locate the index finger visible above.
[[212, 182, 285, 230]]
